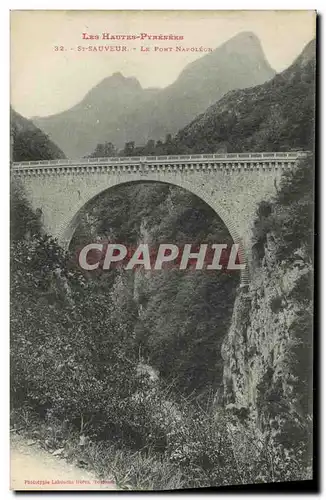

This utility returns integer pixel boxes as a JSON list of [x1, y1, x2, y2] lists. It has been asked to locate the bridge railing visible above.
[[11, 151, 308, 168]]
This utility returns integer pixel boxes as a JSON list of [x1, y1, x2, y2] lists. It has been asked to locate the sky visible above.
[[10, 10, 316, 118]]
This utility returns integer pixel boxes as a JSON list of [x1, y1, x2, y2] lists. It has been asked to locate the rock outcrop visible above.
[[221, 227, 313, 482]]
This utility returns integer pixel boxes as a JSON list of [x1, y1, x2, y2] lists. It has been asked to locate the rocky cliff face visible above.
[[220, 229, 313, 482]]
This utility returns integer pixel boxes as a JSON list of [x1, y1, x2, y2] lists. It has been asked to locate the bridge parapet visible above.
[[11, 151, 307, 175]]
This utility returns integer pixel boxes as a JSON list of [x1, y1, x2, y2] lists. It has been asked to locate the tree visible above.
[[123, 141, 135, 156], [89, 141, 117, 158]]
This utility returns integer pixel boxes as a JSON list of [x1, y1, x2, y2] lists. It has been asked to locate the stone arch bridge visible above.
[[11, 151, 306, 285]]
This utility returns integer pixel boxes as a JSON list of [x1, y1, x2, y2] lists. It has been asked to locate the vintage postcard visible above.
[[10, 10, 316, 491]]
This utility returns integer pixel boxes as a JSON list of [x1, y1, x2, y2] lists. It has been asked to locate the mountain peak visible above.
[[228, 31, 261, 43], [176, 31, 275, 86], [280, 38, 315, 81], [220, 31, 265, 56], [91, 72, 142, 93], [112, 72, 140, 85], [295, 39, 316, 68], [110, 71, 127, 81]]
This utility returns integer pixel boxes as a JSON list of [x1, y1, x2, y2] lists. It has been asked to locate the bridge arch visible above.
[[13, 152, 303, 286], [55, 174, 249, 285]]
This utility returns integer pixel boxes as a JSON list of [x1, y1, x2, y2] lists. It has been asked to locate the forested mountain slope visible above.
[[173, 39, 315, 153], [107, 38, 314, 157], [11, 108, 65, 162]]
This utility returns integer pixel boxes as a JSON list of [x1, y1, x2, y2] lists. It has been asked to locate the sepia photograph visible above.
[[9, 9, 316, 491]]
